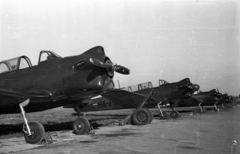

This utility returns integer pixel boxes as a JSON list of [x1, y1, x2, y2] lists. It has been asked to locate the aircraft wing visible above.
[[0, 88, 52, 108], [102, 89, 144, 102], [101, 89, 157, 108], [0, 88, 26, 99]]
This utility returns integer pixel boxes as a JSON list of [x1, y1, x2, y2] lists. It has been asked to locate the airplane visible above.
[[119, 78, 200, 119], [65, 78, 200, 121], [0, 46, 130, 144], [216, 93, 234, 108], [178, 89, 222, 112]]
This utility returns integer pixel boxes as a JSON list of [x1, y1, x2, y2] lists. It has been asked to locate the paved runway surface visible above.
[[1, 106, 240, 154]]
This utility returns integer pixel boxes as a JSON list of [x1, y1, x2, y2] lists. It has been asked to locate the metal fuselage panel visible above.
[[80, 97, 123, 112]]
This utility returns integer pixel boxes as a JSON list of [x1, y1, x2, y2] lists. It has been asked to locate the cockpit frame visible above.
[[38, 50, 61, 64], [0, 56, 32, 74], [0, 50, 62, 75]]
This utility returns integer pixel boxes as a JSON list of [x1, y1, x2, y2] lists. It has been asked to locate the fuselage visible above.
[[0, 46, 114, 113], [178, 89, 220, 107], [137, 78, 199, 105], [73, 78, 200, 111]]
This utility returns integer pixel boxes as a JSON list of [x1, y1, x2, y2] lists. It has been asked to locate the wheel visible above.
[[170, 111, 179, 119], [73, 117, 90, 135], [131, 108, 151, 125], [144, 108, 153, 124], [23, 121, 45, 144], [159, 111, 168, 119]]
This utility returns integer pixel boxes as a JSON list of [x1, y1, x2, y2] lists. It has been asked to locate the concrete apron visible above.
[[1, 106, 240, 154]]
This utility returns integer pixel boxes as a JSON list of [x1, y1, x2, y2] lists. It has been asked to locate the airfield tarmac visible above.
[[1, 106, 240, 154]]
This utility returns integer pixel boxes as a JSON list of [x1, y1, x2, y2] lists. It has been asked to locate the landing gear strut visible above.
[[20, 99, 46, 144], [198, 102, 207, 113], [214, 104, 220, 112], [157, 102, 179, 119], [198, 103, 203, 113], [126, 90, 154, 125], [72, 103, 93, 135], [157, 102, 168, 119], [221, 104, 225, 109]]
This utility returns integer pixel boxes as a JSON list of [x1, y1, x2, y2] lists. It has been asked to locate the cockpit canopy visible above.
[[0, 56, 32, 74], [121, 79, 169, 92], [0, 50, 62, 74], [38, 50, 61, 64]]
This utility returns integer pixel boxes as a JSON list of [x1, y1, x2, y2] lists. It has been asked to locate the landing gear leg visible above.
[[130, 89, 155, 125], [169, 103, 179, 119], [157, 102, 168, 119], [214, 104, 219, 112], [20, 99, 45, 144], [198, 103, 204, 113], [222, 104, 225, 109], [72, 103, 93, 135]]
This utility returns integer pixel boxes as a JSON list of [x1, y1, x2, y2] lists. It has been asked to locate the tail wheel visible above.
[[144, 108, 153, 124], [23, 121, 45, 144], [132, 108, 150, 125], [73, 117, 90, 135], [159, 111, 168, 120], [170, 111, 179, 119]]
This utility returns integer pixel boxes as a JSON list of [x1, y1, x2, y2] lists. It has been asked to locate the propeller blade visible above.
[[88, 58, 130, 75], [114, 65, 130, 75], [193, 84, 200, 91], [89, 58, 112, 69]]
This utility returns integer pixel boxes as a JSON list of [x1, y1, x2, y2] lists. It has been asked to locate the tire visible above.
[[159, 111, 168, 120], [23, 121, 45, 144], [144, 108, 153, 124], [73, 117, 90, 135], [132, 108, 151, 125], [170, 111, 179, 119]]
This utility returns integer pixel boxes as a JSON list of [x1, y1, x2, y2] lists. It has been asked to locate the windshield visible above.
[[121, 82, 153, 92], [159, 79, 168, 86], [38, 50, 62, 64]]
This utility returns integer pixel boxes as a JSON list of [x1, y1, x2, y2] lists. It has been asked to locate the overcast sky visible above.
[[0, 0, 239, 95]]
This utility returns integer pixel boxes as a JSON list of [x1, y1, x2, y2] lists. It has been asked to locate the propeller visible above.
[[193, 84, 200, 91], [89, 58, 130, 75]]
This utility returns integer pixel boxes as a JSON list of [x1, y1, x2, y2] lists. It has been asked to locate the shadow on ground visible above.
[[0, 117, 124, 137]]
